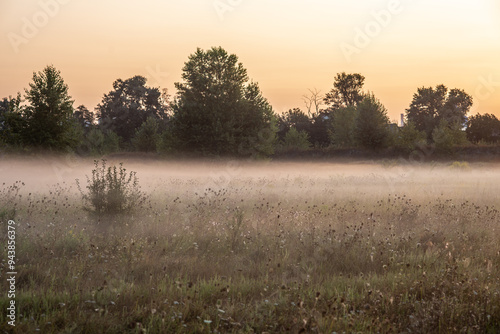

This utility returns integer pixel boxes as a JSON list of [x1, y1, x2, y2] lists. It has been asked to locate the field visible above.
[[1, 156, 500, 333]]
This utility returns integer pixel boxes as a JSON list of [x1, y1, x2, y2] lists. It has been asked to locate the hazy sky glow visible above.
[[1, 0, 499, 121]]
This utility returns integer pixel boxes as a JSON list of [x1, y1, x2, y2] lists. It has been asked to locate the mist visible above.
[[2, 156, 499, 206]]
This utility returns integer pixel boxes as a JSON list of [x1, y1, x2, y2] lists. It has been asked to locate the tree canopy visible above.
[[324, 72, 365, 109], [23, 65, 77, 149], [96, 76, 167, 144], [0, 59, 494, 156], [172, 46, 276, 156], [466, 113, 500, 144], [355, 93, 390, 150], [406, 85, 473, 139]]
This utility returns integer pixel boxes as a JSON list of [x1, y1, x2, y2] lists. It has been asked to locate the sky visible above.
[[1, 0, 499, 122]]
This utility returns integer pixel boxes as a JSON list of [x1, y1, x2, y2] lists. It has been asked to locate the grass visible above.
[[1, 163, 500, 333]]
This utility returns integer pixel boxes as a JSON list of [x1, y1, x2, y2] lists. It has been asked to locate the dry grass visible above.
[[1, 158, 500, 333]]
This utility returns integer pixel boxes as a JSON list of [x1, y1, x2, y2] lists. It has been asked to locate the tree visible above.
[[81, 128, 120, 156], [324, 73, 365, 109], [309, 110, 334, 147], [172, 46, 276, 156], [0, 93, 27, 147], [277, 108, 312, 141], [24, 65, 76, 149], [329, 105, 357, 148], [392, 122, 427, 153], [132, 116, 161, 152], [73, 105, 94, 131], [406, 85, 473, 139], [279, 127, 311, 152], [96, 76, 167, 144], [432, 120, 467, 152], [355, 93, 390, 150], [302, 88, 324, 116], [466, 113, 500, 144]]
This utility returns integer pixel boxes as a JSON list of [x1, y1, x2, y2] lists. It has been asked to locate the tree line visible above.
[[1, 46, 499, 157]]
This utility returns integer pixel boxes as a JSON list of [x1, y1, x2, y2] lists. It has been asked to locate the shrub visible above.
[[393, 122, 427, 153], [450, 161, 470, 170], [76, 159, 145, 215], [329, 106, 357, 148], [355, 93, 391, 150], [279, 127, 311, 152], [82, 128, 120, 156], [132, 116, 160, 152], [432, 121, 467, 153]]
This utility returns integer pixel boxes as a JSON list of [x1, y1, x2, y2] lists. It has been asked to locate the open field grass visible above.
[[1, 157, 500, 333]]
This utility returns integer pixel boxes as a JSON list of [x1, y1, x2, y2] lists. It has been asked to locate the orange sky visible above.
[[1, 0, 499, 122]]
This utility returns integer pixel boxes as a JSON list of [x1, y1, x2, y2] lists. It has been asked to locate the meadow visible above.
[[1, 156, 500, 333]]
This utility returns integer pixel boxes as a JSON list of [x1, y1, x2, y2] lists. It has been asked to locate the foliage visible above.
[[450, 161, 470, 170], [23, 65, 77, 150], [76, 160, 144, 215], [277, 108, 332, 149], [172, 46, 276, 156], [73, 105, 94, 132], [354, 93, 390, 150], [132, 116, 161, 152], [279, 127, 312, 152], [329, 105, 357, 148], [157, 128, 175, 155], [96, 76, 168, 144], [80, 128, 120, 156], [392, 122, 427, 153], [466, 113, 500, 144], [277, 108, 312, 141], [406, 85, 473, 139], [432, 120, 468, 153], [308, 110, 334, 148], [0, 93, 27, 147], [324, 72, 365, 109]]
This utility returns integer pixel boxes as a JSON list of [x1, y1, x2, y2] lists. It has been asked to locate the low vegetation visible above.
[[76, 160, 145, 215], [1, 161, 500, 333]]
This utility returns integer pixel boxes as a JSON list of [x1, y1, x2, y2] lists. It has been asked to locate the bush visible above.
[[450, 161, 470, 170], [76, 160, 145, 215], [329, 106, 357, 148], [393, 122, 427, 153], [132, 116, 160, 152], [432, 121, 467, 153], [0, 181, 23, 223], [278, 127, 311, 152], [82, 128, 120, 156], [355, 93, 390, 150]]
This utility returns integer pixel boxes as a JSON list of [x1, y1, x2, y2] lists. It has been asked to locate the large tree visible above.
[[329, 105, 357, 148], [96, 76, 167, 143], [355, 93, 390, 150], [0, 93, 26, 146], [24, 65, 76, 149], [172, 46, 276, 156], [466, 113, 500, 144], [406, 85, 473, 139], [324, 72, 365, 109]]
